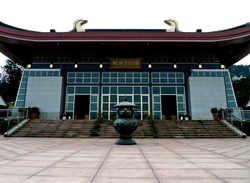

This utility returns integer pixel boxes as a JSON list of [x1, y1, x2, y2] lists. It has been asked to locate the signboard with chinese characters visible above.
[[110, 58, 141, 69]]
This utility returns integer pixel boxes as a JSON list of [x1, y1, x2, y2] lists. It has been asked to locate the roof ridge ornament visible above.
[[164, 19, 179, 32], [73, 19, 88, 32]]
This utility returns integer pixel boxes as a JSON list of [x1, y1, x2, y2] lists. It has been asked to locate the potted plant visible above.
[[31, 107, 39, 119], [27, 107, 32, 119], [211, 107, 219, 120]]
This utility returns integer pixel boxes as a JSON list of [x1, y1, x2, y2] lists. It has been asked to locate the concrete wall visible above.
[[187, 77, 227, 120], [25, 76, 64, 119]]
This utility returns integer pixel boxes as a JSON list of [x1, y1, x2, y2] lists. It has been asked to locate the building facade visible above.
[[1, 19, 250, 120]]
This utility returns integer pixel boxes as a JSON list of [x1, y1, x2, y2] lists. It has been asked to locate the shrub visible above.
[[211, 107, 218, 114]]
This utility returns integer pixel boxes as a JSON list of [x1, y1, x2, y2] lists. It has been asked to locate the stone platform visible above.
[[0, 136, 250, 182]]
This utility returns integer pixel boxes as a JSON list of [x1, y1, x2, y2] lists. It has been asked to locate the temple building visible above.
[[0, 19, 250, 120]]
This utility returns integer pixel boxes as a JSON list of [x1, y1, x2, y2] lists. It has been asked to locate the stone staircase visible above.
[[155, 120, 238, 138], [10, 119, 239, 138]]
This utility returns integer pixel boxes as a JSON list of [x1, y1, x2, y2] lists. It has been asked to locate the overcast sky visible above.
[[0, 0, 249, 67]]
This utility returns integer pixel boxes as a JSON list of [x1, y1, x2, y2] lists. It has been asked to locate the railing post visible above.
[[7, 119, 10, 132]]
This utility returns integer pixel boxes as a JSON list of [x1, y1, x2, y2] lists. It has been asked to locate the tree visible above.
[[233, 78, 250, 107], [228, 65, 250, 78], [0, 59, 23, 103]]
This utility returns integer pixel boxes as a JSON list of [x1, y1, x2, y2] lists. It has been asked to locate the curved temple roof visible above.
[[0, 20, 250, 67]]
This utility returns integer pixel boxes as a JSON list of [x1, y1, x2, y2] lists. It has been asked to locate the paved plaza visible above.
[[0, 136, 250, 183]]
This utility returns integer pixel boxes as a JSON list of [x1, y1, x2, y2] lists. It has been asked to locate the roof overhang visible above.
[[1, 22, 250, 67]]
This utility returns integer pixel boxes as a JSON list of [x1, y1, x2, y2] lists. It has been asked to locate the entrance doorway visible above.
[[161, 95, 177, 120], [74, 95, 90, 119]]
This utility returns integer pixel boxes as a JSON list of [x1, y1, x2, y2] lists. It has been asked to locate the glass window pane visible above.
[[211, 72, 216, 76], [168, 73, 175, 78], [42, 71, 47, 76], [154, 96, 160, 102], [161, 73, 167, 78], [76, 87, 90, 94], [118, 78, 125, 82], [136, 78, 142, 83], [153, 104, 160, 111], [134, 87, 140, 94], [92, 73, 99, 77], [36, 71, 41, 76], [178, 104, 185, 111], [177, 96, 183, 102], [16, 101, 24, 107], [161, 87, 176, 94], [153, 87, 160, 94], [169, 79, 175, 83], [223, 72, 229, 77], [103, 104, 109, 110], [84, 78, 91, 83], [192, 72, 198, 76], [111, 78, 117, 83], [76, 78, 82, 83], [103, 96, 109, 102], [204, 72, 210, 77], [176, 73, 183, 78], [118, 73, 125, 77], [134, 73, 140, 77], [152, 79, 159, 83], [110, 95, 117, 102], [91, 103, 97, 110], [119, 87, 132, 94], [20, 83, 27, 88], [142, 87, 148, 94], [177, 87, 184, 94], [66, 103, 73, 110], [126, 78, 132, 83], [85, 73, 91, 77], [227, 96, 235, 100], [103, 87, 109, 94], [111, 87, 117, 94], [23, 71, 29, 76], [92, 87, 98, 94], [92, 78, 99, 83], [67, 87, 74, 94], [91, 95, 97, 102], [134, 95, 140, 102], [199, 72, 204, 77], [68, 73, 75, 77], [48, 71, 53, 76], [19, 89, 26, 94], [177, 79, 184, 83], [153, 112, 161, 119], [142, 104, 148, 110], [103, 73, 109, 77], [102, 112, 109, 119], [30, 71, 35, 76], [161, 79, 167, 83], [217, 72, 222, 76], [76, 73, 83, 77], [103, 78, 109, 83], [142, 96, 148, 102], [68, 96, 74, 102], [126, 73, 132, 77], [68, 78, 75, 83], [54, 71, 59, 76], [17, 95, 25, 100], [90, 112, 97, 119]]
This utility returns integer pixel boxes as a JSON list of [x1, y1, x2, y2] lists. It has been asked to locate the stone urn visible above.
[[113, 97, 138, 145]]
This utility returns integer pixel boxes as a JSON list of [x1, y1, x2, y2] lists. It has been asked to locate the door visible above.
[[74, 95, 90, 119], [161, 95, 177, 120]]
